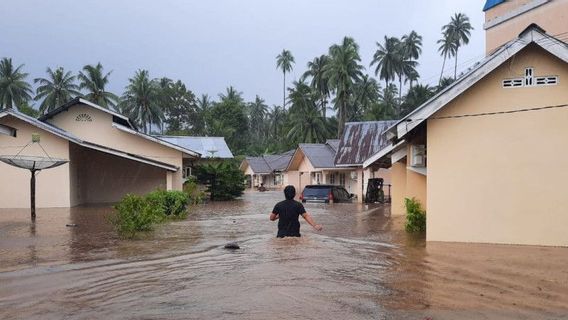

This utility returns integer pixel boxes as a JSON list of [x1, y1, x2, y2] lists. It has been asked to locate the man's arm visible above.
[[301, 212, 323, 231], [269, 213, 279, 221]]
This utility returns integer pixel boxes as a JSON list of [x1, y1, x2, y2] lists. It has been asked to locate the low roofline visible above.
[[363, 140, 405, 168]]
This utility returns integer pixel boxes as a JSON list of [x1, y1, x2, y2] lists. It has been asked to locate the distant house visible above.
[[240, 150, 294, 190], [0, 98, 200, 208], [157, 136, 233, 178], [363, 25, 568, 246]]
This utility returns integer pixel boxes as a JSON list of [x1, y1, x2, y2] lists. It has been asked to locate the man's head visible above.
[[284, 185, 296, 200]]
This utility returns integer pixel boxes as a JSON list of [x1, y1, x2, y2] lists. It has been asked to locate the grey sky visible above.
[[0, 0, 486, 108]]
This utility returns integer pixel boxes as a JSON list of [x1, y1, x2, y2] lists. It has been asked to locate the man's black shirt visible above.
[[272, 199, 307, 237]]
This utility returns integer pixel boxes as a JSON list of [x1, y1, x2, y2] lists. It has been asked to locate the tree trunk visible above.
[[283, 71, 286, 109], [439, 56, 447, 85], [454, 49, 459, 80], [398, 75, 403, 117]]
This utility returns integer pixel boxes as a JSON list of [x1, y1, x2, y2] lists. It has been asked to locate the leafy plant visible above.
[[183, 177, 205, 205], [405, 197, 426, 232], [195, 161, 245, 201], [112, 194, 164, 237], [145, 189, 189, 219]]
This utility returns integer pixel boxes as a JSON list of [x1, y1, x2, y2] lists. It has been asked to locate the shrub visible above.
[[405, 197, 426, 232], [195, 161, 245, 201], [183, 177, 205, 205], [113, 194, 164, 237], [146, 189, 189, 219]]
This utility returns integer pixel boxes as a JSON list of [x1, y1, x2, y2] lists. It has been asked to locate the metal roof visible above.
[[483, 0, 505, 11], [157, 136, 233, 158], [0, 109, 179, 171], [334, 121, 396, 166], [242, 150, 294, 174], [299, 142, 337, 169]]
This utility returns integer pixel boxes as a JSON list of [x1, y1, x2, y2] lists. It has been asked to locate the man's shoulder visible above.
[[277, 199, 302, 207]]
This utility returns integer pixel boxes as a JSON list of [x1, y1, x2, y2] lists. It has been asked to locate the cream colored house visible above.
[[240, 150, 294, 190], [364, 25, 568, 246], [0, 98, 200, 208]]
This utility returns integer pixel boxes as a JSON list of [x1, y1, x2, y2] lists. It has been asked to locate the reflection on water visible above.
[[0, 191, 567, 319]]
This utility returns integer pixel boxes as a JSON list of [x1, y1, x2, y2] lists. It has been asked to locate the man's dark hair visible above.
[[284, 185, 296, 200]]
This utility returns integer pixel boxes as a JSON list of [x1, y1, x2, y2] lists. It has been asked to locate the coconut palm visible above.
[[219, 86, 243, 104], [443, 13, 473, 79], [276, 49, 295, 108], [401, 31, 423, 62], [248, 95, 268, 138], [401, 84, 434, 116], [370, 36, 400, 89], [121, 69, 162, 133], [0, 58, 33, 110], [354, 74, 381, 119], [34, 67, 81, 114], [287, 81, 328, 143], [268, 105, 287, 139], [301, 54, 330, 117], [78, 63, 118, 109], [395, 53, 418, 110], [324, 37, 363, 137], [437, 33, 458, 85]]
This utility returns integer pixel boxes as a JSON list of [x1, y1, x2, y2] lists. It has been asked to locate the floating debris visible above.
[[224, 242, 240, 250], [66, 224, 78, 227]]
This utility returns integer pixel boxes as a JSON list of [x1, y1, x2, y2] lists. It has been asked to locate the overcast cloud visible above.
[[0, 0, 486, 107]]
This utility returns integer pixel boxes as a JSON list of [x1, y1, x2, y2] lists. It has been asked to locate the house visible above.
[[363, 25, 568, 246], [240, 150, 294, 190], [0, 98, 200, 208], [156, 135, 233, 178], [334, 121, 397, 202], [484, 0, 568, 53]]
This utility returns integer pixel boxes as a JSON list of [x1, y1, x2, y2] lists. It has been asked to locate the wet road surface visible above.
[[1, 191, 567, 319]]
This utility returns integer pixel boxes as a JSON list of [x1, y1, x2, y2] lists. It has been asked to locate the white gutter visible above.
[[363, 140, 405, 168]]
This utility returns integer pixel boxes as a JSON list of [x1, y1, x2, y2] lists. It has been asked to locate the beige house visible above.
[[364, 25, 568, 246], [0, 98, 200, 208], [240, 150, 294, 190], [484, 0, 568, 53]]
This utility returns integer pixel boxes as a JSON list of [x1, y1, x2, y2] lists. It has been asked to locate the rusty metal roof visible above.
[[334, 121, 397, 166]]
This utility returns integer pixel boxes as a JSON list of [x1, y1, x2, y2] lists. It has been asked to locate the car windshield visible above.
[[303, 187, 331, 197]]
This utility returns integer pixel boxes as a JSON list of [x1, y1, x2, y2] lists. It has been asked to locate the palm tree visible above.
[[437, 33, 458, 84], [121, 69, 161, 133], [248, 95, 268, 138], [324, 37, 363, 137], [443, 13, 473, 79], [0, 58, 33, 110], [196, 94, 212, 135], [78, 63, 118, 109], [276, 49, 295, 108], [219, 86, 243, 104], [287, 81, 328, 143], [395, 51, 418, 110], [354, 74, 381, 119], [401, 84, 434, 116], [401, 31, 423, 62], [302, 54, 330, 117], [34, 67, 81, 114], [268, 105, 287, 139], [370, 36, 400, 89]]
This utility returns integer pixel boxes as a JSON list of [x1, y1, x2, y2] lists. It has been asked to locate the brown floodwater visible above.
[[0, 191, 567, 319]]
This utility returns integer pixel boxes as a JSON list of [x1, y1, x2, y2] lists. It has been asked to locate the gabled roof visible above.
[[39, 97, 135, 129], [483, 0, 505, 11], [335, 121, 397, 166], [242, 150, 294, 174], [156, 136, 233, 158], [298, 141, 337, 169], [389, 24, 568, 141], [0, 109, 178, 171]]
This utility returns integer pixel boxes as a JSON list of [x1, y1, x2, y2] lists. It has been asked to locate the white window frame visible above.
[[410, 145, 426, 167]]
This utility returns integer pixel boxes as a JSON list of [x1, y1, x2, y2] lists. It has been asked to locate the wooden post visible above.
[[30, 169, 36, 221]]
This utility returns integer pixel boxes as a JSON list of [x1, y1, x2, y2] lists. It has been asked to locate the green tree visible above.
[[437, 32, 458, 84], [162, 80, 198, 134], [78, 63, 118, 109], [121, 69, 162, 133], [195, 161, 245, 201], [324, 37, 363, 137], [286, 81, 328, 143], [401, 31, 423, 89], [0, 58, 33, 110], [302, 54, 330, 117], [208, 87, 249, 154], [248, 95, 268, 139], [353, 74, 381, 121], [443, 13, 473, 79], [276, 49, 295, 109], [401, 84, 434, 116], [437, 76, 455, 92], [195, 94, 212, 135], [34, 67, 81, 114], [371, 36, 400, 90]]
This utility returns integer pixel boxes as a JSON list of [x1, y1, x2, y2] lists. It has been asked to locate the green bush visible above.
[[113, 194, 164, 237], [405, 197, 426, 232], [195, 161, 245, 201], [113, 190, 190, 237], [183, 177, 205, 205]]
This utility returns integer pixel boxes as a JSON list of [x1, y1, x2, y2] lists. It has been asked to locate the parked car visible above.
[[300, 185, 354, 203]]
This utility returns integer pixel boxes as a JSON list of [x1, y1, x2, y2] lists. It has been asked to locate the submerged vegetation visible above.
[[112, 189, 192, 238], [404, 197, 426, 232], [0, 13, 473, 156], [195, 162, 245, 201]]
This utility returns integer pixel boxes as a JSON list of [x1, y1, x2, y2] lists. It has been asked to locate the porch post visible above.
[[166, 171, 173, 190]]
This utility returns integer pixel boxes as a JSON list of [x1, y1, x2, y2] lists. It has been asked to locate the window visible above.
[[314, 172, 322, 184], [410, 145, 426, 167], [273, 173, 282, 185], [503, 67, 558, 88], [339, 173, 346, 187], [183, 166, 192, 179], [329, 173, 336, 185]]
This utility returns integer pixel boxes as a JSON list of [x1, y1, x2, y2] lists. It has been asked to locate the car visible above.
[[299, 184, 354, 203]]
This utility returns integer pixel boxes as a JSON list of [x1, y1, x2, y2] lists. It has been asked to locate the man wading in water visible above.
[[269, 185, 323, 237]]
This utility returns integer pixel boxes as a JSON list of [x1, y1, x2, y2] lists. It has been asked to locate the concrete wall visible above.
[[0, 116, 70, 208], [47, 104, 184, 190], [391, 160, 407, 216], [485, 0, 568, 53], [427, 44, 568, 246], [69, 143, 167, 204]]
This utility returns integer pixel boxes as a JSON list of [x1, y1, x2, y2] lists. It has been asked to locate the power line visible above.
[[407, 103, 568, 122]]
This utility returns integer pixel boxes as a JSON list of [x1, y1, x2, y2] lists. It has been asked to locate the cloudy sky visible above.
[[0, 0, 486, 108]]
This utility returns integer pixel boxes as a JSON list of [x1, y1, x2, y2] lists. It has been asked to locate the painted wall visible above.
[[47, 104, 184, 190], [390, 160, 407, 216], [0, 116, 70, 208], [427, 45, 568, 246], [485, 0, 568, 53], [69, 143, 167, 204]]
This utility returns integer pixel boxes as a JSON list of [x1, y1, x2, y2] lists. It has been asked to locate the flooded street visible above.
[[1, 191, 567, 319]]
